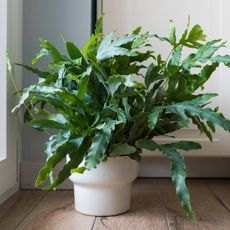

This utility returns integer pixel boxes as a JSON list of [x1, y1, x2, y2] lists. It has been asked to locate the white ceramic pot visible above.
[[69, 156, 139, 216]]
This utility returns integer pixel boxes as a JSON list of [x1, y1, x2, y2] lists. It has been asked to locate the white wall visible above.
[[0, 0, 23, 203], [22, 0, 93, 163], [0, 0, 7, 161]]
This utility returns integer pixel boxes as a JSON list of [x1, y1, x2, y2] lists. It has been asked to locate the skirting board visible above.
[[0, 183, 19, 205], [20, 158, 230, 190], [20, 161, 73, 190], [139, 157, 230, 178]]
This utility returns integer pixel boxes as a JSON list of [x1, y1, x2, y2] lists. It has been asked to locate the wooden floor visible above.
[[0, 179, 230, 230]]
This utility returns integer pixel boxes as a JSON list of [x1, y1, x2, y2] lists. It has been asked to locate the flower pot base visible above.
[[73, 183, 132, 216]]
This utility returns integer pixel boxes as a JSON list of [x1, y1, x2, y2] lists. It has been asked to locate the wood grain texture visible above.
[[0, 190, 47, 230], [1, 179, 230, 230], [16, 191, 95, 230], [204, 179, 230, 212], [158, 179, 230, 230], [93, 179, 168, 230]]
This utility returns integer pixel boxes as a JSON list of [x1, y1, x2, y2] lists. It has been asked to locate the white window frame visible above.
[[97, 0, 103, 18], [0, 0, 7, 161]]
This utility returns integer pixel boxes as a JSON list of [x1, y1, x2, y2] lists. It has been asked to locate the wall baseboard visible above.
[[0, 183, 19, 205], [21, 158, 230, 189], [139, 157, 230, 178], [20, 162, 73, 190]]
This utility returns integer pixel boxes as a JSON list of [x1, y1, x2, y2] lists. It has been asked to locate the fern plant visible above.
[[12, 17, 230, 220]]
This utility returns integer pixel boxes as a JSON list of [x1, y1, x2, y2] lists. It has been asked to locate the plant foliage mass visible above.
[[13, 16, 230, 220]]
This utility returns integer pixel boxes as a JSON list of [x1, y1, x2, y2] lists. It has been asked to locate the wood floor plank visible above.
[[93, 179, 168, 230], [0, 190, 47, 230], [2, 179, 230, 230], [16, 191, 95, 230], [158, 179, 230, 230], [204, 179, 230, 212]]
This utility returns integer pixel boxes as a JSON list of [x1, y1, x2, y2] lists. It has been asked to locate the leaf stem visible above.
[[7, 56, 51, 136]]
